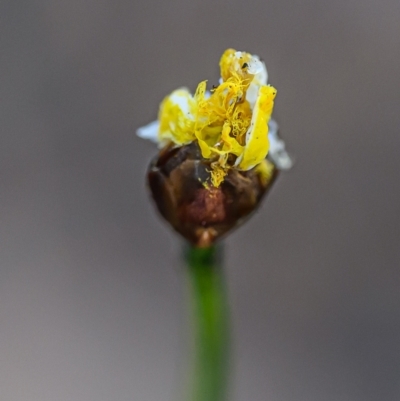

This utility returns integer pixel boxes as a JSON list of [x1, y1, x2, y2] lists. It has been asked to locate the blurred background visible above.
[[1, 0, 400, 400]]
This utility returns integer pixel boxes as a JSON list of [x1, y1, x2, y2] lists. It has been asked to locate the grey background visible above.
[[1, 0, 400, 400]]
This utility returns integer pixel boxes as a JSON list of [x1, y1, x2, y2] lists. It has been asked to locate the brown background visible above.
[[1, 0, 400, 400]]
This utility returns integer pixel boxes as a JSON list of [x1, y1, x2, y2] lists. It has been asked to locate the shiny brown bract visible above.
[[147, 143, 278, 247]]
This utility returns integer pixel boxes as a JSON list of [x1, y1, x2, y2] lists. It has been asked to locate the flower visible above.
[[138, 49, 292, 187], [138, 49, 292, 246]]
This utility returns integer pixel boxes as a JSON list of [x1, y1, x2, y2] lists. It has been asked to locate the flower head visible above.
[[138, 49, 292, 246]]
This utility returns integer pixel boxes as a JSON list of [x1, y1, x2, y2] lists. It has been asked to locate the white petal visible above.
[[245, 84, 259, 108], [136, 120, 159, 143], [268, 119, 293, 170], [247, 55, 266, 78], [246, 56, 268, 109], [252, 55, 268, 85]]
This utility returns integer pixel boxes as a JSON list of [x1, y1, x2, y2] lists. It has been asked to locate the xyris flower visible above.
[[137, 49, 292, 246]]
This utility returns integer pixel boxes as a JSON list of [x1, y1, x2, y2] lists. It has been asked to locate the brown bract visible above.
[[148, 143, 278, 247]]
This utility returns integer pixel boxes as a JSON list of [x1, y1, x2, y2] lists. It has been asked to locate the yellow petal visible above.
[[158, 88, 196, 146], [237, 85, 276, 171], [254, 159, 275, 186], [220, 122, 243, 156], [196, 134, 213, 158]]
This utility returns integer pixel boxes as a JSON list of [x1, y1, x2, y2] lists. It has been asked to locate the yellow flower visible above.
[[137, 49, 291, 187]]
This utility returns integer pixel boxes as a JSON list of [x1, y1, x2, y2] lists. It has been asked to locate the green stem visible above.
[[184, 245, 230, 401]]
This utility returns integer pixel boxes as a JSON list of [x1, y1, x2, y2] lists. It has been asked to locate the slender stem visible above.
[[184, 245, 230, 401]]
